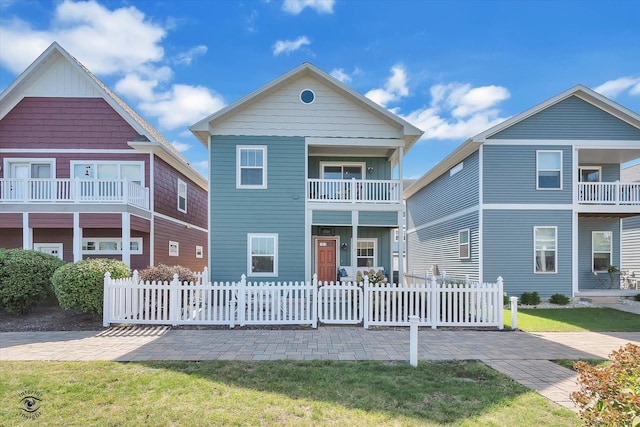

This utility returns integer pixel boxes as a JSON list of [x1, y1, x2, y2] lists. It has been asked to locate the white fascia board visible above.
[[306, 137, 405, 147]]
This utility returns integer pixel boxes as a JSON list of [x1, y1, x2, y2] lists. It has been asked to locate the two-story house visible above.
[[405, 85, 640, 298], [190, 63, 422, 283], [622, 164, 640, 275], [0, 42, 208, 271]]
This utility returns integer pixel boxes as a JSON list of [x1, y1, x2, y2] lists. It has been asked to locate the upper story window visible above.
[[534, 226, 557, 273], [71, 161, 143, 185], [237, 146, 267, 189], [459, 229, 470, 259], [169, 241, 179, 257], [248, 234, 278, 277], [177, 179, 187, 213], [536, 151, 562, 190], [592, 231, 612, 272]]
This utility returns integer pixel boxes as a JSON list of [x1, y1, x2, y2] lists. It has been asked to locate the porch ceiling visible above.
[[308, 145, 394, 158], [579, 148, 640, 164]]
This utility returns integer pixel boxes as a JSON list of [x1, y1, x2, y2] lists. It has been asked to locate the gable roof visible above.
[[190, 62, 423, 151], [0, 42, 207, 189], [404, 84, 640, 198]]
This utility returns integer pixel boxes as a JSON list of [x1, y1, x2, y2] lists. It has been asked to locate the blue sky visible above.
[[1, 0, 639, 179]]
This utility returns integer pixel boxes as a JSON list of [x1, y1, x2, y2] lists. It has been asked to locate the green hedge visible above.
[[52, 258, 130, 315], [0, 249, 64, 315]]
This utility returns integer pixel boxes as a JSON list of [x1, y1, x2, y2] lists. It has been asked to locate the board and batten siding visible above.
[[308, 156, 392, 180], [622, 216, 640, 273], [482, 210, 572, 297], [483, 145, 573, 205], [210, 135, 306, 281], [209, 76, 403, 139], [406, 210, 479, 281], [578, 217, 621, 289], [489, 96, 640, 140], [406, 150, 479, 230]]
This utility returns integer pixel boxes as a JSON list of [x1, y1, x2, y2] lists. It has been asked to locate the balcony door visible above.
[[320, 163, 365, 201], [579, 167, 601, 183], [7, 161, 53, 200]]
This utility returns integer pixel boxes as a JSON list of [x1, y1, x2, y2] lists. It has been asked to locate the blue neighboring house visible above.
[[404, 85, 640, 298], [190, 63, 423, 283], [621, 164, 640, 276]]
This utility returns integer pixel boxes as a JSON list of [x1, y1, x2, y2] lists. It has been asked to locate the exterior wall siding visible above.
[[312, 210, 352, 225], [153, 216, 207, 271], [622, 216, 640, 272], [210, 135, 305, 281], [483, 145, 573, 205], [483, 210, 572, 297], [489, 96, 640, 140], [315, 226, 391, 272], [359, 211, 398, 226], [406, 210, 479, 281], [406, 150, 479, 230], [0, 213, 24, 228], [29, 213, 73, 228], [578, 217, 621, 289], [0, 230, 22, 249], [33, 228, 73, 262], [308, 156, 392, 180]]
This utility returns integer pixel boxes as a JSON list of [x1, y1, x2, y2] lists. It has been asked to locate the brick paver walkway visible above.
[[2, 327, 639, 412]]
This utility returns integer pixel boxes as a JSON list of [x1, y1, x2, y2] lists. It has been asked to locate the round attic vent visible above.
[[300, 89, 315, 104]]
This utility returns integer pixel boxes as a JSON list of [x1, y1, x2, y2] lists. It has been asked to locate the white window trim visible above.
[[69, 160, 145, 185], [533, 226, 557, 274], [4, 158, 57, 178], [195, 245, 203, 259], [536, 150, 563, 190], [34, 243, 63, 260], [356, 238, 377, 268], [459, 229, 470, 260], [578, 166, 602, 183], [319, 161, 366, 180], [592, 231, 612, 272], [237, 146, 267, 189], [177, 178, 187, 213], [247, 233, 278, 277], [169, 240, 179, 257], [82, 238, 143, 255], [450, 162, 464, 176]]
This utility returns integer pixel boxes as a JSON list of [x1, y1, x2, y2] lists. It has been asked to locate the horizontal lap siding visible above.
[[483, 145, 572, 204], [406, 211, 479, 281], [489, 96, 640, 140], [29, 213, 73, 228], [359, 211, 398, 226], [0, 213, 23, 228], [622, 216, 640, 272], [483, 210, 572, 297], [33, 229, 73, 262], [0, 230, 22, 249], [210, 136, 305, 281], [153, 216, 207, 271], [406, 151, 478, 230], [313, 211, 352, 225], [578, 217, 621, 289], [80, 213, 122, 228]]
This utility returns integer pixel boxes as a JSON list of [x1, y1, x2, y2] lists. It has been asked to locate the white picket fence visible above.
[[103, 269, 504, 329]]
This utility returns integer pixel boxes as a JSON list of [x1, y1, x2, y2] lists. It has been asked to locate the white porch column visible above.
[[122, 212, 131, 268], [73, 212, 82, 262], [572, 147, 579, 296], [22, 212, 32, 250], [398, 210, 405, 284], [351, 211, 359, 271]]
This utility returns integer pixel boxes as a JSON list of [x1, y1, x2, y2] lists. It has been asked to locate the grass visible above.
[[0, 360, 579, 426], [553, 359, 610, 370], [504, 307, 640, 332]]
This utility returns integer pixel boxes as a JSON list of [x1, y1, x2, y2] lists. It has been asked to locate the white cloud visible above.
[[401, 83, 510, 140], [272, 36, 311, 56], [282, 0, 335, 14], [171, 141, 192, 153], [365, 65, 409, 107], [330, 68, 351, 83], [115, 74, 158, 102], [194, 160, 209, 175], [594, 76, 640, 98], [138, 84, 225, 130], [175, 45, 207, 66]]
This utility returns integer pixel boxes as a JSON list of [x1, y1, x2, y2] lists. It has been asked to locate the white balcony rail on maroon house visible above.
[[0, 178, 150, 209], [578, 182, 640, 205], [307, 178, 401, 203]]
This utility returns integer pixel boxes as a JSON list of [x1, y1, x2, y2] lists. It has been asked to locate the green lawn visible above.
[[504, 307, 640, 332], [0, 360, 579, 426]]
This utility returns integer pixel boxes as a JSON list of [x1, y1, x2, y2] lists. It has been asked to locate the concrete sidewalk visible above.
[[1, 327, 639, 412]]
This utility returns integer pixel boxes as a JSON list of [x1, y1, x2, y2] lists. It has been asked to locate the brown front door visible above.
[[317, 239, 337, 283]]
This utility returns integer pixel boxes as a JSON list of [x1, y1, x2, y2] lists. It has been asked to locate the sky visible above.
[[1, 0, 639, 179]]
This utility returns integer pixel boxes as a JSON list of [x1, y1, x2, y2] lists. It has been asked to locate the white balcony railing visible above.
[[578, 182, 640, 205], [307, 178, 401, 204], [0, 178, 150, 209]]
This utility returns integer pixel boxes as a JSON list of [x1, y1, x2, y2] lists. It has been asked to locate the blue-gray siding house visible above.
[[405, 85, 640, 298], [191, 63, 422, 283], [621, 164, 640, 276]]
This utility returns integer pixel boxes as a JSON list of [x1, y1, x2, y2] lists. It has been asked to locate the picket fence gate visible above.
[[103, 269, 504, 329]]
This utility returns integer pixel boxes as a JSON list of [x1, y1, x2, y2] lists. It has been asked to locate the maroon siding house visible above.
[[0, 42, 208, 271]]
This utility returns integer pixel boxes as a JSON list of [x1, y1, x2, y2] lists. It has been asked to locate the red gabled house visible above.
[[0, 42, 208, 271]]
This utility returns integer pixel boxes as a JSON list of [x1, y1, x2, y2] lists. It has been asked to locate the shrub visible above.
[[571, 343, 640, 426], [549, 293, 570, 305], [634, 294, 640, 302], [52, 258, 130, 315], [0, 249, 64, 315], [138, 264, 196, 284], [520, 291, 541, 306]]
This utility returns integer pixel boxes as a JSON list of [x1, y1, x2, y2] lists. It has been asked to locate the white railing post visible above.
[[202, 267, 209, 285], [409, 315, 419, 367], [312, 274, 318, 328], [364, 274, 370, 329], [510, 296, 518, 330], [430, 275, 438, 329], [615, 180, 620, 205], [122, 177, 129, 204], [103, 271, 112, 327], [239, 274, 247, 327], [497, 276, 504, 330], [351, 178, 356, 203], [170, 273, 179, 326]]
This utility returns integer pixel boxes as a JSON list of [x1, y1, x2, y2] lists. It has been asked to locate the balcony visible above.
[[307, 178, 401, 204], [578, 182, 640, 205], [0, 178, 150, 210]]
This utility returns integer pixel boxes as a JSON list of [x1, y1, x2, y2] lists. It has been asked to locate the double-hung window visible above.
[[459, 229, 470, 259], [534, 226, 557, 273], [536, 151, 562, 190], [177, 179, 187, 213], [356, 239, 376, 268], [237, 146, 267, 188], [248, 234, 277, 276], [592, 231, 612, 272]]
